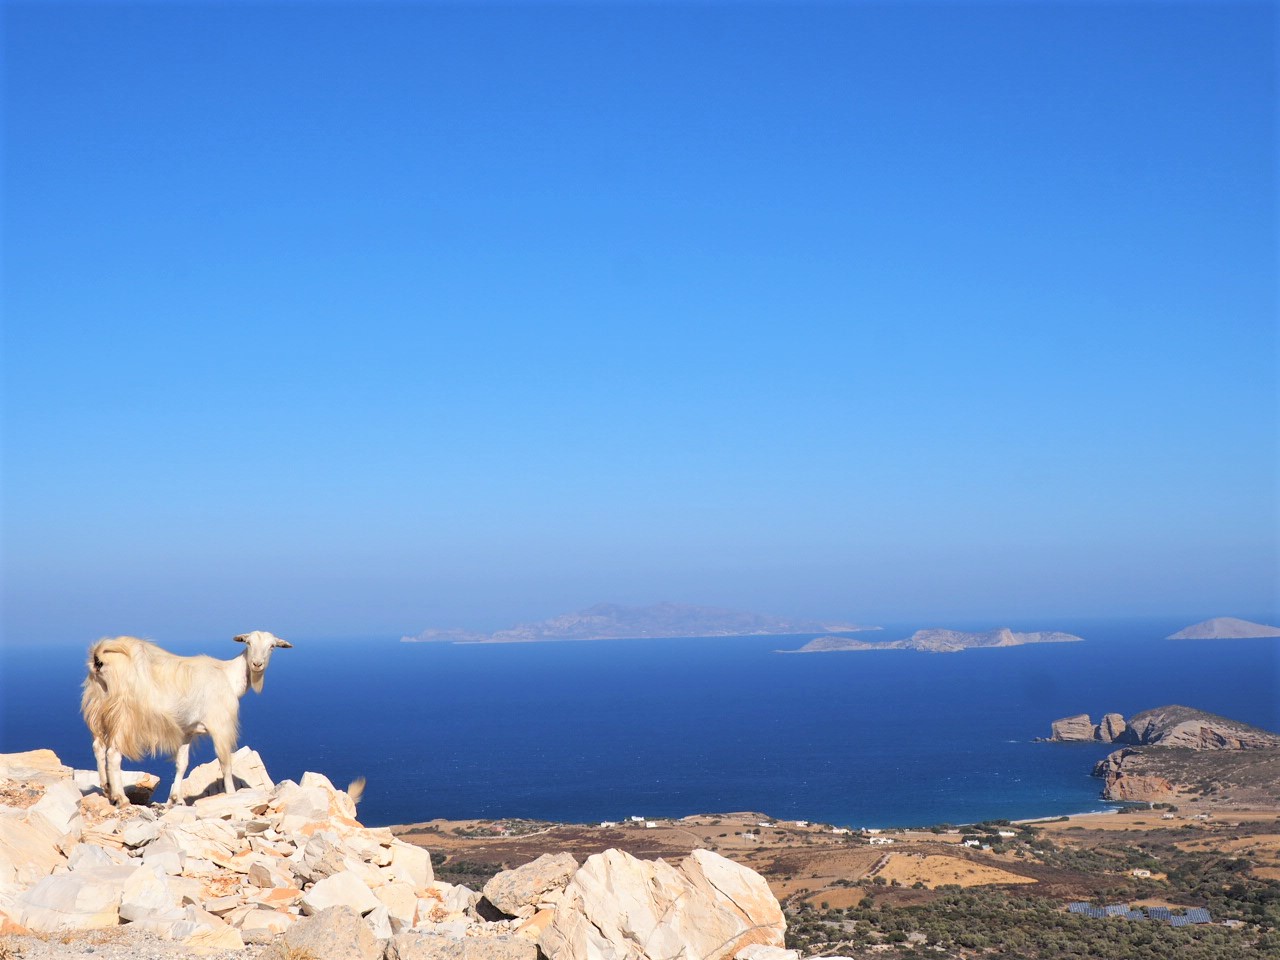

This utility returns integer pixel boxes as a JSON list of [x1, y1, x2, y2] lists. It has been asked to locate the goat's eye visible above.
[[93, 657, 103, 669]]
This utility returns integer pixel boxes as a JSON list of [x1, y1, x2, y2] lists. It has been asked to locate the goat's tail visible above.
[[346, 776, 366, 807]]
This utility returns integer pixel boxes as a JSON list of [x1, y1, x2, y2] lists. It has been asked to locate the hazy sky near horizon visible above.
[[2, 2, 1276, 645]]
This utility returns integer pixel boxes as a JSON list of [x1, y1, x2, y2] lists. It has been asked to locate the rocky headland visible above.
[[788, 627, 1084, 654], [0, 749, 787, 960], [1166, 617, 1280, 640], [403, 602, 875, 644], [1044, 705, 1280, 750], [1042, 705, 1280, 804]]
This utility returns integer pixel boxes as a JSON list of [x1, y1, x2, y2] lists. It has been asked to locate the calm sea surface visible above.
[[3, 618, 1276, 829]]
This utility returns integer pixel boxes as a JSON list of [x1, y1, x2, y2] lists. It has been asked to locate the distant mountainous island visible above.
[[784, 626, 1084, 654], [1166, 616, 1280, 640], [401, 602, 877, 644]]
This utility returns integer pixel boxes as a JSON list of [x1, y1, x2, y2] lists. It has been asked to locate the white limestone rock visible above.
[[268, 904, 383, 960], [182, 746, 274, 800], [10, 871, 123, 930], [0, 813, 67, 885], [415, 881, 477, 924], [238, 906, 296, 941], [119, 863, 181, 921], [386, 838, 434, 890], [301, 869, 380, 916], [367, 903, 395, 938], [375, 881, 419, 931], [0, 750, 71, 783], [483, 852, 577, 919], [539, 848, 786, 960]]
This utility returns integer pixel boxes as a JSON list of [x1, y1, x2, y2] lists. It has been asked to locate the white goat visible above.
[[81, 631, 292, 806]]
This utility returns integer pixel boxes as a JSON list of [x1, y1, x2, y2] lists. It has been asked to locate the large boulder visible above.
[[1049, 714, 1096, 742], [264, 905, 383, 960], [1097, 713, 1129, 743], [300, 869, 380, 916], [9, 871, 125, 930], [539, 848, 785, 960], [181, 746, 274, 800], [483, 852, 578, 918]]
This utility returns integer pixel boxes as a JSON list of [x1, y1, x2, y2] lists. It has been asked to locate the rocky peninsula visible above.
[[1166, 617, 1280, 640], [787, 627, 1084, 654], [403, 602, 875, 644], [1044, 705, 1280, 750], [1043, 705, 1280, 804]]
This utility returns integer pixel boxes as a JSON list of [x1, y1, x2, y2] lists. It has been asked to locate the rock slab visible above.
[[539, 848, 785, 960]]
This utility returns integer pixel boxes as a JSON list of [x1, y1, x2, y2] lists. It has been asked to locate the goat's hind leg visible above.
[[168, 741, 192, 806]]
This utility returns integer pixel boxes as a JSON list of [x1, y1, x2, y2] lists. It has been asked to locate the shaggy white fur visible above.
[[81, 631, 292, 806]]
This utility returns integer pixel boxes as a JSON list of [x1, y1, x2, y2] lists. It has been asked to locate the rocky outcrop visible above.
[[1167, 617, 1280, 640], [482, 852, 577, 919], [1093, 749, 1177, 802], [1126, 706, 1280, 750], [1050, 714, 1097, 742], [1045, 705, 1276, 749], [1098, 713, 1129, 743], [538, 848, 785, 960], [0, 749, 785, 958]]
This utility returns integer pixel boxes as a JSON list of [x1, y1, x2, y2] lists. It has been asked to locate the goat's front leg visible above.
[[92, 737, 108, 795], [106, 746, 128, 807], [213, 730, 236, 797], [168, 741, 191, 806]]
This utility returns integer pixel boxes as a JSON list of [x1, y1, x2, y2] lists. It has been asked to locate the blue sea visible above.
[[2, 618, 1276, 830]]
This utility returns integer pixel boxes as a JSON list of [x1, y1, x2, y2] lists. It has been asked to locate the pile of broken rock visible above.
[[0, 748, 790, 960]]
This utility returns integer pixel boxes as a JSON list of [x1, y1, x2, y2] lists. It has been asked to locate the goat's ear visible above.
[[274, 638, 293, 648], [233, 635, 249, 644]]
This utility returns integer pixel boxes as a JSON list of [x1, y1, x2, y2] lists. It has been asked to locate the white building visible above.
[[868, 836, 894, 845]]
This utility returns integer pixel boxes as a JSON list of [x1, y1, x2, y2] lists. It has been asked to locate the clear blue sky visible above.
[[2, 2, 1276, 644]]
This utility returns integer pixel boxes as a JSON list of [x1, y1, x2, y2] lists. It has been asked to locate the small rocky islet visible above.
[[788, 626, 1085, 654]]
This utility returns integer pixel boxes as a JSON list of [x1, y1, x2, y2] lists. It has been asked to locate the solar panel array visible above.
[[1067, 902, 1213, 927]]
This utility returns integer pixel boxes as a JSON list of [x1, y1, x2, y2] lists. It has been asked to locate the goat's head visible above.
[[233, 631, 292, 693], [85, 637, 135, 693]]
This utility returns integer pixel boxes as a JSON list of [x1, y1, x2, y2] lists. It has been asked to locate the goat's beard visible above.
[[250, 671, 264, 694]]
